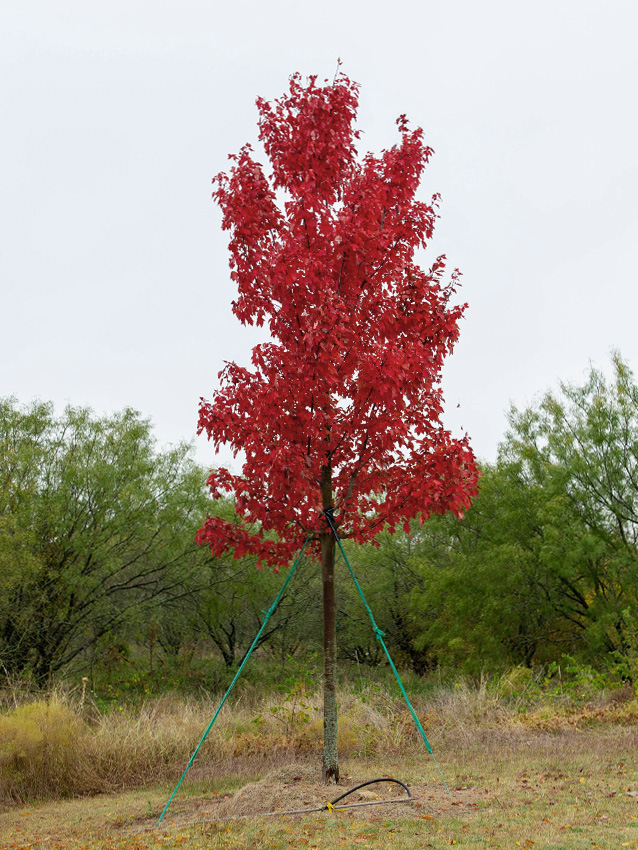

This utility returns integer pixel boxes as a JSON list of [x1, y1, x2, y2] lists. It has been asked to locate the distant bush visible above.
[[0, 701, 88, 802]]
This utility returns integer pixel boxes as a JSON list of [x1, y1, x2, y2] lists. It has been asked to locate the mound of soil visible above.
[[141, 762, 479, 832], [212, 763, 418, 820]]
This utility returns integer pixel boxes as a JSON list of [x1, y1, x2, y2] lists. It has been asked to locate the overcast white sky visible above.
[[2, 0, 637, 469]]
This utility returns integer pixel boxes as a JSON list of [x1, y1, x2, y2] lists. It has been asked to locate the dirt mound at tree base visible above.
[[214, 763, 419, 819], [147, 762, 469, 831]]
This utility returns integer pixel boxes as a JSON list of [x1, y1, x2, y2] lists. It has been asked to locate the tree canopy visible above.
[[197, 71, 478, 567], [0, 399, 207, 682]]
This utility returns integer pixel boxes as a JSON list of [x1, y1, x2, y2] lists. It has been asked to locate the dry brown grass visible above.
[[2, 723, 638, 849], [1, 677, 637, 811]]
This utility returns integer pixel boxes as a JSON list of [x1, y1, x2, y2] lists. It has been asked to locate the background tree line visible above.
[[3, 352, 638, 691]]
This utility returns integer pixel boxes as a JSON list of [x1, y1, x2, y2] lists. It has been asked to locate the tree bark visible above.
[[320, 464, 339, 784]]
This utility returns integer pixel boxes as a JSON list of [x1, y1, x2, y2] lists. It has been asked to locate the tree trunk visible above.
[[320, 465, 339, 784]]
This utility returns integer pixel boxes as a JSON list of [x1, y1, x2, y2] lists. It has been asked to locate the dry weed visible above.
[[1, 678, 638, 808]]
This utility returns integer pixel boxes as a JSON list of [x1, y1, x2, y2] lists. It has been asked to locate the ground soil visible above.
[[128, 761, 476, 834]]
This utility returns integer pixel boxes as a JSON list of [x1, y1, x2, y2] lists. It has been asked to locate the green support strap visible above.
[[157, 535, 312, 826], [324, 510, 450, 794]]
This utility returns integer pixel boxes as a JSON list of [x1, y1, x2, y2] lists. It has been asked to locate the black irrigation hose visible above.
[[328, 777, 411, 807], [126, 777, 415, 834], [261, 777, 414, 817]]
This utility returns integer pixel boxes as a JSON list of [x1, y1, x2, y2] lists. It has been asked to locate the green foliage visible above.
[[6, 352, 638, 689], [400, 353, 638, 675], [409, 463, 574, 673], [0, 398, 210, 682], [336, 529, 433, 672], [269, 671, 317, 734], [505, 352, 638, 665], [184, 539, 322, 671]]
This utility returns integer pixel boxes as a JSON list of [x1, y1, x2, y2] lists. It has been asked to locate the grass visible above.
[[2, 675, 638, 848], [2, 725, 638, 848]]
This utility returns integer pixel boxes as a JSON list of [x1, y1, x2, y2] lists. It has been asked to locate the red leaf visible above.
[[198, 71, 478, 567]]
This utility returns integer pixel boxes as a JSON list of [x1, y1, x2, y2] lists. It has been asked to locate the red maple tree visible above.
[[198, 71, 478, 782]]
